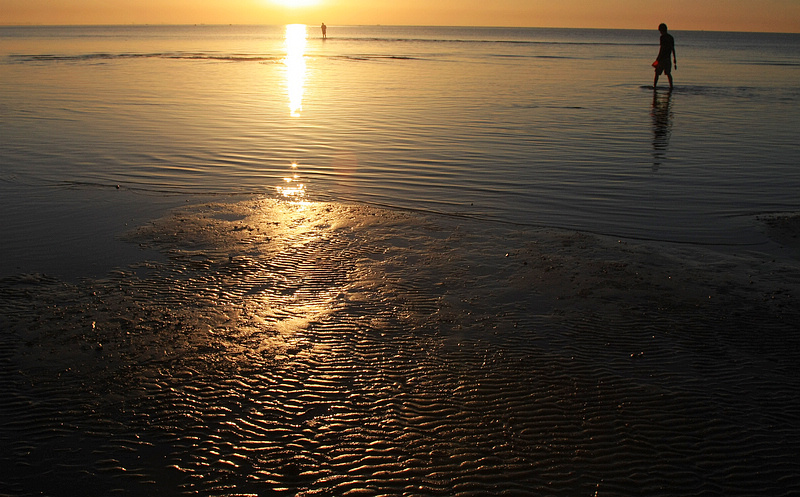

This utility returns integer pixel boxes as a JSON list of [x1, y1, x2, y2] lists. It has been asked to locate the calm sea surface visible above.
[[2, 25, 799, 274], [2, 26, 800, 496]]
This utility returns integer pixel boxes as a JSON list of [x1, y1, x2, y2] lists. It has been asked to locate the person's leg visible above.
[[667, 73, 673, 89], [654, 72, 660, 88]]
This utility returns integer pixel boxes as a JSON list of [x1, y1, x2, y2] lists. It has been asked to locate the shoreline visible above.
[[2, 184, 798, 281]]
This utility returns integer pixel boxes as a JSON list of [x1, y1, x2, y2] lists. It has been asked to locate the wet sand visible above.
[[2, 198, 799, 495]]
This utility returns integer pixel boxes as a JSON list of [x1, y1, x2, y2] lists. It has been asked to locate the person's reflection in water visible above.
[[651, 89, 673, 171]]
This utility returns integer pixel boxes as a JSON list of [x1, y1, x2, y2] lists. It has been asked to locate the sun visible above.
[[270, 0, 320, 7]]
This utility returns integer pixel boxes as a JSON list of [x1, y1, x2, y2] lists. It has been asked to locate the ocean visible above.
[[1, 25, 800, 495]]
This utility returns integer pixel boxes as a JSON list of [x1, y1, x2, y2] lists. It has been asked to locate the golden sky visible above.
[[2, 0, 799, 32]]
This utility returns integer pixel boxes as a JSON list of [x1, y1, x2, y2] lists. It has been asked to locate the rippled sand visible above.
[[2, 198, 799, 496]]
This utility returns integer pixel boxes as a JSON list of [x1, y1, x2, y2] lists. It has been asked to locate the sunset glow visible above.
[[1, 0, 798, 32], [270, 0, 321, 7]]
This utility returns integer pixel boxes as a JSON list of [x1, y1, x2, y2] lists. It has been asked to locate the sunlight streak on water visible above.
[[283, 24, 307, 117], [276, 162, 306, 198]]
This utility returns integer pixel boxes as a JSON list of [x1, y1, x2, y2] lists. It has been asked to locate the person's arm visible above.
[[673, 43, 677, 68]]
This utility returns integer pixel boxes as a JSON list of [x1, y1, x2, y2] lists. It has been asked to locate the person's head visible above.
[[658, 23, 668, 33]]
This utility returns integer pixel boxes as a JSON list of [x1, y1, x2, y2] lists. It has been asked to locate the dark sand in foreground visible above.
[[2, 198, 799, 495]]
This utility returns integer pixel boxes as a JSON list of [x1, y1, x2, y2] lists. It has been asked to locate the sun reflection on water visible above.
[[276, 161, 307, 200], [283, 24, 307, 117]]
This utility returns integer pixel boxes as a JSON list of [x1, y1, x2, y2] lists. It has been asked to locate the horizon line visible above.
[[1, 23, 798, 35]]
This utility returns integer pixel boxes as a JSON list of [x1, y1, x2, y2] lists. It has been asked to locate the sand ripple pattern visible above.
[[2, 198, 800, 496]]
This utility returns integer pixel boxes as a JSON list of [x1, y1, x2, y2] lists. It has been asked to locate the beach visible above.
[[2, 198, 800, 494], [2, 25, 800, 495]]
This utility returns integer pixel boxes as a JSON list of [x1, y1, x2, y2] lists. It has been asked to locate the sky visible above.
[[2, 0, 799, 33]]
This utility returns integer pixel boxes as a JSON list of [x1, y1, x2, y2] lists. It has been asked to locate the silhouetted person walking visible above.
[[321, 23, 327, 40], [653, 23, 677, 90]]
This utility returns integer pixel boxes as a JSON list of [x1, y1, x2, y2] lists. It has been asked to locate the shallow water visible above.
[[2, 25, 800, 495], [2, 25, 800, 271]]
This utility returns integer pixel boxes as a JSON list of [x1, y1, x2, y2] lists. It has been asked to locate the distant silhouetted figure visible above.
[[321, 23, 327, 40], [653, 23, 677, 90]]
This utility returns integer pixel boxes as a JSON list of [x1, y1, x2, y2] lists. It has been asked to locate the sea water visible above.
[[1, 25, 800, 496], [2, 25, 799, 277]]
